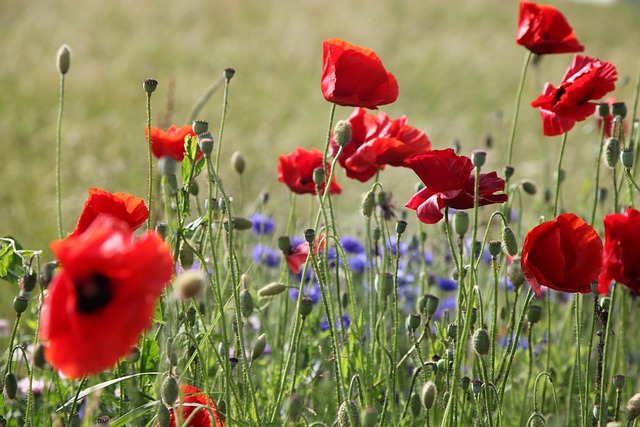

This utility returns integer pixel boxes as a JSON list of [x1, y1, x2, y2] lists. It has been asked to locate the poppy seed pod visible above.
[[231, 151, 246, 174], [460, 376, 471, 391], [604, 138, 620, 168], [198, 138, 214, 156], [502, 226, 518, 256], [424, 294, 439, 317], [471, 379, 483, 396], [57, 44, 71, 75], [488, 240, 502, 258], [304, 228, 316, 244], [224, 217, 253, 231], [504, 165, 515, 180], [396, 220, 407, 235], [13, 296, 28, 314], [313, 167, 325, 188], [453, 211, 469, 236], [19, 270, 37, 293], [155, 222, 168, 240], [161, 375, 179, 405], [158, 156, 177, 177], [621, 148, 634, 169], [527, 305, 543, 324], [407, 313, 421, 331], [472, 328, 490, 356], [626, 393, 640, 420], [224, 68, 235, 80], [471, 150, 487, 168], [612, 374, 625, 389], [173, 271, 205, 300], [278, 236, 293, 255], [362, 407, 378, 427], [409, 392, 422, 418], [143, 78, 158, 95], [597, 102, 610, 118], [611, 102, 627, 119], [257, 282, 287, 297], [421, 381, 437, 410], [192, 120, 209, 135], [299, 297, 313, 317], [337, 400, 360, 427], [251, 333, 267, 361], [333, 120, 353, 147], [521, 179, 537, 195]]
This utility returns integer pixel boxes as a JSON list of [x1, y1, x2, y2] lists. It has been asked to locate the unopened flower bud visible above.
[[471, 150, 486, 168], [224, 217, 253, 231], [509, 257, 525, 288], [338, 400, 360, 427], [251, 333, 267, 361], [504, 165, 515, 180], [362, 407, 378, 427], [521, 179, 537, 195], [157, 403, 171, 427], [472, 328, 490, 356], [40, 261, 58, 288], [240, 289, 254, 318], [377, 273, 394, 300], [4, 372, 17, 400], [502, 226, 518, 256], [621, 148, 634, 169], [161, 376, 179, 405], [284, 394, 303, 422], [626, 392, 640, 420], [611, 102, 627, 119], [231, 151, 246, 174], [299, 297, 313, 317], [421, 381, 437, 410], [57, 44, 71, 75], [605, 138, 620, 168], [174, 271, 205, 300], [372, 227, 381, 242], [143, 78, 158, 95], [278, 236, 293, 255], [189, 180, 199, 196], [178, 242, 194, 269], [527, 305, 543, 324], [19, 270, 37, 293], [158, 156, 177, 177], [453, 211, 469, 236], [451, 265, 468, 281], [258, 282, 287, 297], [192, 120, 209, 135], [313, 167, 325, 188], [409, 393, 421, 418], [396, 220, 407, 235], [333, 120, 353, 147], [224, 68, 235, 80], [361, 191, 375, 218], [437, 358, 447, 373], [447, 322, 458, 339], [33, 343, 46, 369]]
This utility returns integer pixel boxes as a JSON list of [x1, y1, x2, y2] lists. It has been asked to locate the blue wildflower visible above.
[[348, 254, 367, 273], [436, 276, 458, 292], [289, 283, 320, 304], [252, 243, 281, 268], [341, 236, 365, 254], [320, 314, 351, 332], [250, 213, 275, 236]]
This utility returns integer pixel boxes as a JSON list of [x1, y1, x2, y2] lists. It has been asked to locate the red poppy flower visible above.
[[166, 385, 224, 427], [144, 124, 199, 161], [595, 97, 629, 139], [70, 188, 149, 237], [330, 108, 431, 182], [285, 234, 326, 274], [404, 149, 508, 224], [321, 38, 399, 110], [40, 216, 173, 378], [277, 148, 342, 195], [521, 213, 602, 297], [531, 55, 618, 136], [598, 208, 640, 295], [516, 2, 584, 55]]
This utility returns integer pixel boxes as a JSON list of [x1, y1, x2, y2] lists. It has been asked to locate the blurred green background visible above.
[[1, 0, 639, 255]]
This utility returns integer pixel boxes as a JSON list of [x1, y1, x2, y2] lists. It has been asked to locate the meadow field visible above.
[[2, 0, 640, 426]]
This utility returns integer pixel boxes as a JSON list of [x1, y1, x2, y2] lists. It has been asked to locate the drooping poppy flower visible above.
[[531, 55, 618, 136], [595, 97, 629, 139], [285, 233, 326, 275], [521, 213, 602, 297], [70, 188, 149, 237], [598, 208, 640, 295], [516, 2, 584, 55], [404, 149, 508, 224], [321, 38, 398, 109], [144, 124, 199, 161], [40, 216, 173, 378], [330, 108, 431, 182], [277, 148, 342, 195], [165, 385, 224, 427]]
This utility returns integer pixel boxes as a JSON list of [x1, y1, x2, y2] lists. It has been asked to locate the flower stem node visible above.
[[240, 289, 254, 318], [527, 305, 543, 324], [611, 102, 627, 119], [13, 296, 28, 314], [396, 220, 407, 235], [605, 138, 620, 168], [231, 151, 246, 175], [471, 150, 487, 168], [502, 226, 519, 256], [56, 44, 72, 75], [453, 211, 469, 236], [362, 407, 378, 427], [333, 120, 353, 147], [421, 381, 437, 410], [337, 400, 360, 427], [224, 68, 236, 80], [299, 297, 314, 318], [251, 333, 267, 361], [174, 271, 205, 300], [621, 148, 634, 169], [257, 282, 287, 297], [192, 120, 209, 135], [143, 78, 158, 95], [161, 375, 179, 406]]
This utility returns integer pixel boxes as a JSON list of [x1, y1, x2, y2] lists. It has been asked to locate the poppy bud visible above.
[[3, 372, 17, 400], [251, 333, 267, 361], [372, 227, 381, 242], [231, 151, 246, 175], [313, 167, 325, 188], [224, 217, 253, 231], [33, 343, 46, 369], [626, 393, 640, 420], [19, 270, 37, 293], [521, 179, 537, 195], [597, 187, 608, 204], [192, 120, 209, 135], [597, 102, 610, 118], [504, 165, 515, 180], [337, 400, 360, 427], [284, 394, 303, 422], [57, 44, 71, 75], [396, 220, 407, 235], [178, 242, 194, 270], [143, 78, 158, 95], [258, 282, 287, 297], [527, 305, 543, 324], [304, 228, 315, 244], [259, 191, 270, 205], [471, 379, 483, 396], [611, 102, 627, 119], [488, 240, 502, 258], [189, 180, 199, 196], [451, 265, 468, 281], [158, 156, 177, 177], [408, 392, 421, 417], [471, 150, 487, 168], [502, 226, 518, 256], [472, 328, 490, 356], [157, 403, 171, 427], [299, 297, 313, 318], [174, 271, 205, 300], [40, 261, 58, 288], [161, 375, 179, 405], [333, 120, 353, 147], [224, 68, 235, 80], [362, 407, 378, 427], [278, 236, 293, 254], [361, 191, 375, 218], [621, 148, 634, 169], [437, 358, 447, 373], [240, 289, 254, 318], [377, 272, 394, 300], [166, 338, 178, 367], [407, 313, 421, 331], [509, 257, 525, 288], [13, 296, 28, 314], [605, 138, 620, 168], [421, 381, 437, 410], [612, 374, 625, 390], [453, 211, 469, 236], [529, 412, 545, 427]]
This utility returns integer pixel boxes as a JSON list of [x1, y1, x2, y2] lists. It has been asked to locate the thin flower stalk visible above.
[[506, 51, 533, 170]]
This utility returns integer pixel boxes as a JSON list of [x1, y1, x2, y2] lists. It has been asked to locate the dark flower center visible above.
[[76, 274, 112, 313]]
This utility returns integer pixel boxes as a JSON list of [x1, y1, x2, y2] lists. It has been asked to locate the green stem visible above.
[[506, 51, 533, 170], [599, 284, 618, 426], [55, 74, 66, 239], [214, 74, 232, 185], [146, 92, 154, 231], [553, 132, 569, 217], [590, 123, 607, 225]]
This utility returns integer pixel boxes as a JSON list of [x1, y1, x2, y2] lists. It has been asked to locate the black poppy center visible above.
[[76, 274, 113, 313]]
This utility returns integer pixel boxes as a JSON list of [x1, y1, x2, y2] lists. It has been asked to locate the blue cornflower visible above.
[[250, 213, 275, 236], [436, 276, 458, 292], [386, 236, 408, 256], [433, 296, 457, 321], [321, 314, 351, 332], [289, 283, 320, 304], [341, 236, 365, 254], [348, 253, 367, 273], [252, 243, 281, 268]]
